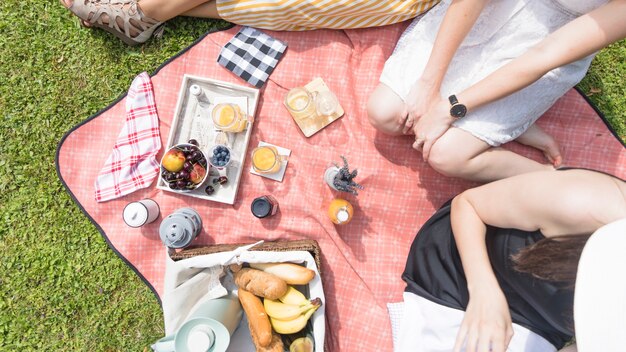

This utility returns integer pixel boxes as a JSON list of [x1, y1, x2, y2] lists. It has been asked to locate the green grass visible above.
[[0, 1, 624, 350]]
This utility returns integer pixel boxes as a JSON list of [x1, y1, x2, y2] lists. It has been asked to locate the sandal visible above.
[[63, 0, 164, 46]]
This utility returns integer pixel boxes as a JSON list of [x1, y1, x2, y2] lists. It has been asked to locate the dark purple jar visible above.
[[251, 195, 279, 218]]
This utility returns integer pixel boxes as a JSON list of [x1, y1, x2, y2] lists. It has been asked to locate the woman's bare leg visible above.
[[428, 127, 554, 183], [515, 123, 563, 167], [138, 0, 213, 22], [367, 83, 409, 136], [180, 1, 221, 19]]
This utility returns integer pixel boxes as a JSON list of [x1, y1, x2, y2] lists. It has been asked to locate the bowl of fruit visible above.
[[160, 141, 208, 192]]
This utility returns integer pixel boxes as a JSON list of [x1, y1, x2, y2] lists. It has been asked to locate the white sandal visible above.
[[64, 0, 164, 46]]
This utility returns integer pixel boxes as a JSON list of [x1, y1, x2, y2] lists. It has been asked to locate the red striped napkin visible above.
[[94, 72, 161, 202]]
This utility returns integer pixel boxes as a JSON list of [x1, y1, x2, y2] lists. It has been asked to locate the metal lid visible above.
[[123, 202, 148, 228], [159, 214, 194, 248], [251, 197, 271, 218]]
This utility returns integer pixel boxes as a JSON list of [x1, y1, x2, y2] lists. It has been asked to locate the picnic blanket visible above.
[[56, 24, 626, 351]]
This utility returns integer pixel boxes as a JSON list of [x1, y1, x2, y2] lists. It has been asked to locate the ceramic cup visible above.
[[152, 294, 243, 352], [123, 199, 160, 228]]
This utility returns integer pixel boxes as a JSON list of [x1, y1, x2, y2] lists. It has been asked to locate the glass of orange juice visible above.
[[284, 87, 317, 120], [212, 103, 250, 133], [251, 146, 288, 174]]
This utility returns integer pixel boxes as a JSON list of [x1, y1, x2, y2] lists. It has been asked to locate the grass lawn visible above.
[[1, 1, 624, 350]]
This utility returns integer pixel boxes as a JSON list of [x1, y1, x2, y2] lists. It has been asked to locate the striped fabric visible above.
[[216, 0, 439, 30]]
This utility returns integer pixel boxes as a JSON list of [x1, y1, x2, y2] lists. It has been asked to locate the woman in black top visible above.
[[400, 168, 626, 352]]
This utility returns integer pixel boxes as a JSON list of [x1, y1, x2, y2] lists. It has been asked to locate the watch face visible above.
[[451, 104, 467, 118]]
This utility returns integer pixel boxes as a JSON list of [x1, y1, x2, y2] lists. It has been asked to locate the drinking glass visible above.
[[284, 87, 317, 120], [251, 146, 288, 174], [212, 103, 250, 133]]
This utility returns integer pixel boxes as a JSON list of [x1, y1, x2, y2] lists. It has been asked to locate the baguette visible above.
[[253, 331, 284, 352], [234, 268, 288, 300], [249, 263, 316, 285], [238, 288, 272, 347]]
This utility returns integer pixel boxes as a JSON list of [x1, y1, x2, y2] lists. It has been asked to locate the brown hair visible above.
[[512, 234, 592, 288]]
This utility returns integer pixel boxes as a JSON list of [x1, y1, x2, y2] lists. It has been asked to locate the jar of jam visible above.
[[251, 195, 279, 218]]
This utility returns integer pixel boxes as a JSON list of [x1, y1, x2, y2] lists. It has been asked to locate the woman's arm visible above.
[[413, 0, 626, 158], [450, 169, 626, 351], [457, 0, 626, 112], [451, 194, 514, 352], [403, 0, 489, 133]]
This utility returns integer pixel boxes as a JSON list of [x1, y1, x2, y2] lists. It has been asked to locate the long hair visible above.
[[512, 234, 592, 289]]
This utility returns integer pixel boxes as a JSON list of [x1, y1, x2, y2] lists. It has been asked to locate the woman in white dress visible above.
[[368, 0, 626, 182]]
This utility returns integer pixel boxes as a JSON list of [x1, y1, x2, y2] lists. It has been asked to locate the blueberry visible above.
[[213, 149, 220, 155], [205, 185, 215, 195]]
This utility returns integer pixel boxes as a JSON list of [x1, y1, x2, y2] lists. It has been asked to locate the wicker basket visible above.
[[170, 239, 323, 275]]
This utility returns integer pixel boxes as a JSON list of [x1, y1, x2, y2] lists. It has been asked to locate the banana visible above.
[[250, 263, 316, 285], [279, 286, 308, 305], [264, 298, 313, 321], [269, 305, 319, 334]]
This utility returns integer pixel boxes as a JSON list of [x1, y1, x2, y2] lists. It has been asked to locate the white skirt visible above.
[[380, 0, 595, 146], [395, 292, 556, 352]]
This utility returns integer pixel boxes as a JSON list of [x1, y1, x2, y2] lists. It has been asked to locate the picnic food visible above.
[[212, 103, 248, 132], [269, 304, 319, 334], [250, 263, 315, 285], [238, 288, 273, 347], [279, 286, 309, 305], [328, 198, 354, 225], [254, 331, 284, 352], [204, 176, 229, 196], [264, 297, 321, 321], [252, 146, 283, 174], [210, 145, 231, 167], [234, 268, 288, 300], [288, 336, 314, 352], [162, 149, 186, 172], [161, 144, 208, 191], [189, 163, 207, 184]]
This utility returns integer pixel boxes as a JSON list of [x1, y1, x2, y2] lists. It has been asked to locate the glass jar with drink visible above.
[[251, 145, 288, 174], [212, 103, 250, 133]]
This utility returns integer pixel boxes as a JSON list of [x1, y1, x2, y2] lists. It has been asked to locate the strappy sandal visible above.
[[64, 0, 164, 46]]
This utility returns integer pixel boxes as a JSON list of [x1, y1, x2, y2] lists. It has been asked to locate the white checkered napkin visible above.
[[218, 26, 287, 88]]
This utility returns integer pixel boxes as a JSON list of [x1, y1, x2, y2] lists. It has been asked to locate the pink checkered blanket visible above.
[[56, 25, 626, 351]]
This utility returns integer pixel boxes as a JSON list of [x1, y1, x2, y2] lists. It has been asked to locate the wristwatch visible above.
[[448, 95, 467, 119]]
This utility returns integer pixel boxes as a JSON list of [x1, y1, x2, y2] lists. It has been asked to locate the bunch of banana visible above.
[[264, 286, 322, 335]]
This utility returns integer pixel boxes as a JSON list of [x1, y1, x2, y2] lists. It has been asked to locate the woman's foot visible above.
[[516, 124, 563, 168], [61, 0, 163, 45]]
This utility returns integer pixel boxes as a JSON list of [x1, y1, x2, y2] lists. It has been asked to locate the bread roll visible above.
[[238, 288, 272, 347], [234, 268, 288, 300]]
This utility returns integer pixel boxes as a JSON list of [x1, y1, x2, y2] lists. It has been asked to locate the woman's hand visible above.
[[411, 97, 454, 160], [402, 78, 440, 134], [453, 285, 514, 352]]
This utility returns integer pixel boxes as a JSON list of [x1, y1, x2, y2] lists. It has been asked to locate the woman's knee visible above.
[[427, 138, 472, 178], [367, 85, 404, 135]]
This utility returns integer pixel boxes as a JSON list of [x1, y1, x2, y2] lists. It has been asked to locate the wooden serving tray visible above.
[[288, 77, 344, 138], [156, 75, 259, 204]]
